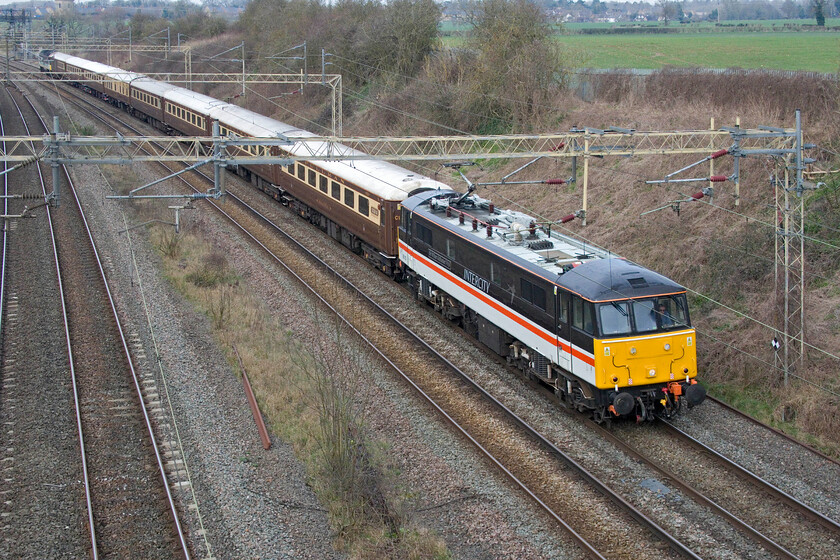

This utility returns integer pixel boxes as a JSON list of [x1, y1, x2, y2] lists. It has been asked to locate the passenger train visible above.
[[39, 50, 706, 422]]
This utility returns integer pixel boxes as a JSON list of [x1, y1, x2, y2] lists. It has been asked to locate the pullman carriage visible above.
[[272, 132, 442, 275], [130, 79, 177, 129], [102, 69, 143, 109], [208, 104, 286, 194], [51, 53, 111, 97], [161, 89, 215, 136]]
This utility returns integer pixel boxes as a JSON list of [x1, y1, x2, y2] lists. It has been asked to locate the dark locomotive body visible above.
[[399, 190, 705, 422]]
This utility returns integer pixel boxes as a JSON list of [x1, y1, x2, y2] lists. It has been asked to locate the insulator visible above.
[[19, 156, 39, 169], [446, 206, 451, 218], [551, 142, 565, 151], [489, 203, 494, 213], [709, 175, 727, 182], [472, 217, 478, 231], [529, 221, 536, 237], [690, 191, 704, 200], [459, 212, 464, 225], [710, 149, 728, 159], [560, 213, 576, 223], [486, 224, 492, 238], [546, 179, 566, 185]]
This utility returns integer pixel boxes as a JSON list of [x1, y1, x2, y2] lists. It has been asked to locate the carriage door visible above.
[[556, 289, 571, 372]]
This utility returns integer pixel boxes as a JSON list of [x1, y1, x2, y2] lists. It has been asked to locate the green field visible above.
[[561, 18, 840, 31], [554, 32, 840, 72], [440, 20, 840, 72]]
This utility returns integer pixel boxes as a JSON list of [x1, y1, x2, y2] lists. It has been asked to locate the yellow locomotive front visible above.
[[591, 294, 705, 420]]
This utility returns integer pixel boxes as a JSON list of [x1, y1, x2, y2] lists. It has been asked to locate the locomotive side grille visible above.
[[532, 353, 551, 378]]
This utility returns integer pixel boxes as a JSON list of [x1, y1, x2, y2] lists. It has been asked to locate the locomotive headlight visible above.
[[664, 343, 671, 351], [648, 369, 656, 377], [630, 347, 637, 355]]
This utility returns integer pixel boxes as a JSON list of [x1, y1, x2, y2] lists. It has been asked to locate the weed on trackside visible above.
[[151, 224, 451, 559]]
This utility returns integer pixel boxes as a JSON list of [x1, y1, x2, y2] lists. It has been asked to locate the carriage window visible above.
[[344, 189, 354, 208], [358, 196, 369, 217], [599, 302, 631, 336], [297, 164, 306, 180], [331, 181, 341, 199], [287, 162, 295, 176], [308, 169, 316, 186], [558, 293, 568, 323], [319, 176, 328, 193], [490, 262, 500, 285]]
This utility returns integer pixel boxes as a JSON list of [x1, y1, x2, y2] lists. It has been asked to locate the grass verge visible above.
[[150, 224, 450, 560]]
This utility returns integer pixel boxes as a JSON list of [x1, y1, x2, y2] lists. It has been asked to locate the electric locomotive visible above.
[[39, 52, 706, 421], [398, 189, 706, 422]]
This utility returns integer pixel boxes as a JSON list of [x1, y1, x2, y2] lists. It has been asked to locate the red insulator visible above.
[[690, 191, 704, 200], [710, 149, 728, 159], [489, 203, 494, 213], [446, 206, 452, 217], [709, 175, 727, 182], [459, 212, 465, 225], [551, 142, 565, 151], [560, 213, 576, 223], [529, 221, 536, 236], [472, 217, 478, 231], [486, 224, 493, 238], [546, 179, 567, 185]]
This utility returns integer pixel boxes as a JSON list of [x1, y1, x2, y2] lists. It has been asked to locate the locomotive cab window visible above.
[[598, 302, 631, 336], [633, 296, 688, 332]]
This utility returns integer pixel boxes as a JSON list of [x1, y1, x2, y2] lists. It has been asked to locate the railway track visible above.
[[25, 66, 840, 558], [29, 66, 710, 559], [591, 417, 840, 560], [3, 82, 190, 559], [707, 394, 840, 465]]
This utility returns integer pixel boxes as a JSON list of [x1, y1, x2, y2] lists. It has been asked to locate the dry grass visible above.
[[153, 225, 449, 559]]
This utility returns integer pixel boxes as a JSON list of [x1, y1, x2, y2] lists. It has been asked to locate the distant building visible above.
[[55, 0, 75, 14]]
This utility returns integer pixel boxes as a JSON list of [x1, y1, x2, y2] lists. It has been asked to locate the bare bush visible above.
[[289, 312, 397, 536], [208, 285, 233, 330], [155, 229, 183, 259]]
